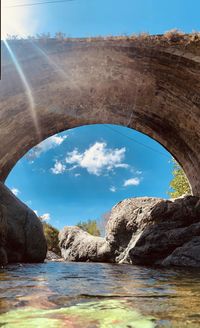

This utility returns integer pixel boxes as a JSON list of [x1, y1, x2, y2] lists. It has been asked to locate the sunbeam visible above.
[[30, 41, 69, 81], [4, 40, 41, 138]]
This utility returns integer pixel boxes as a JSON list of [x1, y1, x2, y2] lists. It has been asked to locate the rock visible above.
[[59, 226, 114, 262], [0, 203, 8, 266], [105, 197, 163, 262], [162, 237, 200, 267], [0, 182, 47, 265], [106, 195, 200, 267], [127, 196, 200, 266], [46, 251, 63, 262], [0, 247, 8, 267], [59, 196, 200, 268]]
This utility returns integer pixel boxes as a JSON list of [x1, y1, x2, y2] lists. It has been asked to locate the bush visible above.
[[76, 219, 100, 236], [41, 221, 61, 256], [168, 159, 191, 198]]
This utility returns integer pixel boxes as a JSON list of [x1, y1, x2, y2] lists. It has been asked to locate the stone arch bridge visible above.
[[0, 34, 200, 195]]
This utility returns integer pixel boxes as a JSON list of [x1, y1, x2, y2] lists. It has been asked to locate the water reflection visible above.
[[0, 262, 200, 327]]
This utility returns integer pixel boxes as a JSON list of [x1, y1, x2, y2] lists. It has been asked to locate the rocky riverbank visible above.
[[1, 182, 200, 268], [59, 196, 200, 268]]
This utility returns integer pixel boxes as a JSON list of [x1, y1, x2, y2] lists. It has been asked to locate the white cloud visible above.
[[40, 213, 51, 222], [34, 210, 38, 215], [11, 188, 20, 196], [51, 160, 66, 175], [135, 170, 142, 175], [115, 163, 129, 168], [123, 177, 140, 187], [65, 142, 128, 176], [75, 173, 81, 177], [26, 134, 67, 160], [110, 186, 116, 192]]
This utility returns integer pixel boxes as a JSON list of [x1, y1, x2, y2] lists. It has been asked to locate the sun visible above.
[[1, 0, 38, 39]]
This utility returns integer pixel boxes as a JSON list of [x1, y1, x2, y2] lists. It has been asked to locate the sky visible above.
[[2, 0, 200, 38], [2, 0, 199, 229], [6, 125, 172, 229]]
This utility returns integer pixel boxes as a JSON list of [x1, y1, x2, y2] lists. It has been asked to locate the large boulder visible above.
[[59, 196, 200, 268], [59, 226, 114, 262], [106, 195, 200, 267], [0, 182, 47, 265], [128, 196, 200, 266], [105, 197, 163, 262]]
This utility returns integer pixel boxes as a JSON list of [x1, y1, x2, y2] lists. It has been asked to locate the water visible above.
[[0, 262, 200, 327]]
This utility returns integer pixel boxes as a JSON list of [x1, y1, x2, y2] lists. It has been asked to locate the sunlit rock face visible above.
[[107, 196, 200, 267], [59, 226, 114, 262], [60, 196, 200, 268], [0, 35, 200, 195], [0, 182, 47, 265], [105, 197, 163, 256]]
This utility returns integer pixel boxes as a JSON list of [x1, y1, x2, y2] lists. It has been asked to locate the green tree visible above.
[[168, 159, 191, 198], [40, 220, 61, 255], [76, 219, 100, 236]]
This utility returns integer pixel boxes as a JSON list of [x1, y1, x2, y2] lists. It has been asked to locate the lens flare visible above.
[[4, 40, 41, 138], [30, 41, 69, 81], [2, 0, 38, 39]]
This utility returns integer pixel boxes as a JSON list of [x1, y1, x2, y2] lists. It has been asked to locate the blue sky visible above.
[[37, 0, 200, 37], [6, 125, 172, 229], [3, 0, 199, 229], [2, 0, 200, 38]]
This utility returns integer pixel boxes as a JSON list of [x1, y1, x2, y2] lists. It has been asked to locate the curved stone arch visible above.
[[0, 36, 200, 195]]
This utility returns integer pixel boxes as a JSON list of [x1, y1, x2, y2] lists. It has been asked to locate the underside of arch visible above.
[[0, 35, 200, 195]]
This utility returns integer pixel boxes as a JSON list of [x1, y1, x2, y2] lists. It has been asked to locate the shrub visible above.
[[41, 221, 61, 255], [76, 219, 100, 236]]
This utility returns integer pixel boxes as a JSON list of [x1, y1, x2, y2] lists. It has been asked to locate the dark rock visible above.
[[128, 196, 200, 267], [59, 226, 114, 262], [105, 197, 162, 252], [0, 182, 47, 265], [162, 237, 200, 267], [0, 247, 8, 267]]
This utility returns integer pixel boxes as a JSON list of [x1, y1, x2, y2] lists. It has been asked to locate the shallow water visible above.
[[0, 262, 200, 327]]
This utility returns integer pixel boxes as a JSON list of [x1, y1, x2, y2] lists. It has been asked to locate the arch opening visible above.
[[6, 124, 188, 232]]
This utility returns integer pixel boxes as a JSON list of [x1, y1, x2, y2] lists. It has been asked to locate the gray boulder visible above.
[[59, 226, 114, 262], [0, 182, 47, 265], [126, 196, 200, 266], [58, 196, 200, 268], [106, 195, 200, 267], [105, 197, 163, 258]]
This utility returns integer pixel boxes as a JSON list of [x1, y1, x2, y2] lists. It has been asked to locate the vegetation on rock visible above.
[[40, 221, 61, 256], [76, 219, 100, 236], [168, 159, 191, 198]]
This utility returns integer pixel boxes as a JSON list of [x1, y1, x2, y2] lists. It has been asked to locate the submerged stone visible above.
[[0, 300, 155, 328]]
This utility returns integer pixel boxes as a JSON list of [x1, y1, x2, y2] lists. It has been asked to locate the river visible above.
[[0, 262, 200, 327]]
